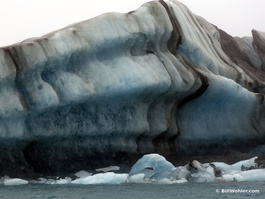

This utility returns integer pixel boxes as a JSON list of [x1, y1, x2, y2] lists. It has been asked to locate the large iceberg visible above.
[[0, 0, 265, 176]]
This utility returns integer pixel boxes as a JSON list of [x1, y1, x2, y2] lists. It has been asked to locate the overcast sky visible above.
[[0, 0, 265, 47]]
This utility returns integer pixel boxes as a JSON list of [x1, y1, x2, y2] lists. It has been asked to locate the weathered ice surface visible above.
[[0, 0, 265, 176]]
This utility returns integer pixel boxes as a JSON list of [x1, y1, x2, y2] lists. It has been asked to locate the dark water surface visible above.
[[0, 182, 264, 199]]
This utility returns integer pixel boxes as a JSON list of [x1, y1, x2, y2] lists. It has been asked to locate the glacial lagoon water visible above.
[[0, 182, 264, 199]]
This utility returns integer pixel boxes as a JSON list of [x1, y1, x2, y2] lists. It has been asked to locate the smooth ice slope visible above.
[[0, 0, 265, 176]]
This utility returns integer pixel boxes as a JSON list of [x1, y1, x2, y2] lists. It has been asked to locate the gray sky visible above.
[[0, 0, 265, 47]]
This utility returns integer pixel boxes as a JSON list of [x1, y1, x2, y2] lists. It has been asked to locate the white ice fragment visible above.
[[44, 179, 56, 184], [156, 177, 188, 184], [192, 160, 207, 172], [95, 166, 120, 173], [233, 169, 265, 182], [230, 157, 257, 171], [190, 160, 216, 182], [156, 178, 174, 184], [205, 166, 215, 176], [126, 173, 148, 183], [174, 178, 188, 184], [71, 172, 128, 185], [4, 178, 28, 186], [205, 156, 258, 174], [132, 167, 155, 180], [203, 162, 231, 173], [191, 172, 215, 183], [74, 170, 92, 178], [173, 166, 191, 179], [55, 177, 72, 184], [37, 177, 48, 183], [221, 174, 234, 182]]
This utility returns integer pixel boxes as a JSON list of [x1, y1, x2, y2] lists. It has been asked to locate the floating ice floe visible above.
[[126, 154, 189, 184], [71, 172, 128, 185], [4, 178, 28, 186], [127, 154, 264, 183], [95, 166, 120, 173], [35, 177, 72, 184], [74, 170, 92, 178], [2, 154, 264, 185]]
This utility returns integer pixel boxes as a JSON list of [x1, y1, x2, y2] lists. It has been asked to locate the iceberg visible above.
[[127, 154, 180, 183], [128, 154, 175, 176], [0, 0, 265, 176]]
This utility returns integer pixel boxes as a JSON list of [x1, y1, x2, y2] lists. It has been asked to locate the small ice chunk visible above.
[[37, 177, 48, 183], [174, 178, 188, 184], [74, 170, 92, 178], [173, 166, 191, 179], [222, 174, 234, 182], [126, 173, 147, 183], [205, 156, 258, 174], [55, 177, 72, 184], [156, 178, 174, 184], [128, 154, 175, 177], [231, 157, 258, 171], [132, 167, 155, 180], [233, 169, 265, 182], [156, 177, 188, 184], [191, 160, 207, 172], [204, 162, 231, 173], [4, 178, 29, 186], [95, 166, 120, 173], [191, 172, 215, 183], [127, 154, 177, 183]]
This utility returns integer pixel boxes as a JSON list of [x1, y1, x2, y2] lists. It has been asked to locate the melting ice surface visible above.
[[1, 154, 265, 186]]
